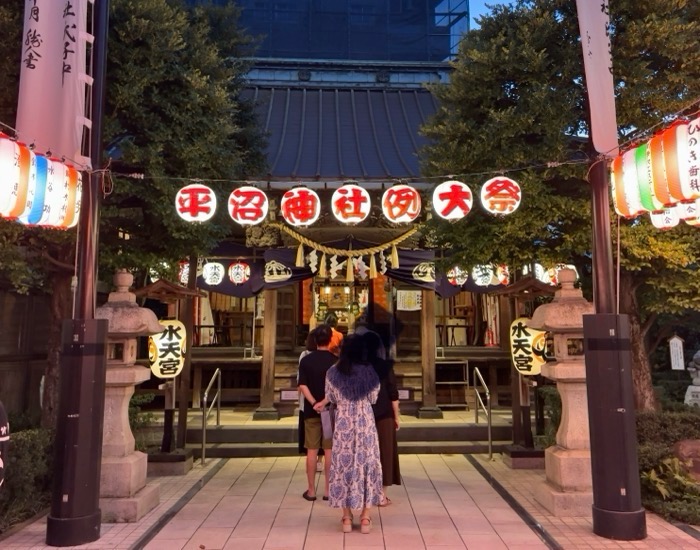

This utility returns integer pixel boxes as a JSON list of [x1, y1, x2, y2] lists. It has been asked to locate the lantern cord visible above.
[[612, 95, 700, 157], [268, 222, 418, 257]]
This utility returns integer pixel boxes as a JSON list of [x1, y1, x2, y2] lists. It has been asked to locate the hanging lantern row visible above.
[[175, 178, 522, 226], [610, 116, 700, 229], [0, 133, 82, 229]]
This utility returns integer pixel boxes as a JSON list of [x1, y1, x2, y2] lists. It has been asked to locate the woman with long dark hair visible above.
[[313, 333, 382, 534]]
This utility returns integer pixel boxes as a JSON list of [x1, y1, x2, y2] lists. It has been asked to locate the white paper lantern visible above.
[[432, 180, 473, 220], [381, 184, 421, 223], [175, 183, 217, 222], [332, 184, 371, 223], [280, 187, 321, 226], [228, 186, 269, 225], [480, 177, 521, 215]]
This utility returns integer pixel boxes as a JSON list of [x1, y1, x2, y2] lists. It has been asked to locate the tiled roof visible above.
[[243, 86, 438, 181]]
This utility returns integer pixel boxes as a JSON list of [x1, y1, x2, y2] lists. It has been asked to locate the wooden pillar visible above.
[[254, 288, 279, 420], [176, 254, 197, 449], [418, 288, 442, 418]]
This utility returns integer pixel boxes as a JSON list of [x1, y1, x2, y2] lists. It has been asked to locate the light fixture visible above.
[[344, 286, 350, 295]]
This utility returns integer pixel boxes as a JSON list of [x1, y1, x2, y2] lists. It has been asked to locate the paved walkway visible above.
[[2, 453, 699, 550]]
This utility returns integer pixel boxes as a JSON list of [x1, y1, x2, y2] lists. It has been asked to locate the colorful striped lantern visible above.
[[38, 159, 67, 227], [648, 132, 673, 206], [0, 136, 33, 219], [634, 143, 663, 212], [22, 154, 48, 225], [610, 152, 644, 217], [59, 164, 81, 229], [0, 133, 15, 216]]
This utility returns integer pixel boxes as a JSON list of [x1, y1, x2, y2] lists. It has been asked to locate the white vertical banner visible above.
[[575, 0, 619, 158], [16, 0, 92, 169]]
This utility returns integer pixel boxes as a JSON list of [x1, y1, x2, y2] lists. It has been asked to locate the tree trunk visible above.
[[618, 271, 659, 412], [41, 273, 73, 429]]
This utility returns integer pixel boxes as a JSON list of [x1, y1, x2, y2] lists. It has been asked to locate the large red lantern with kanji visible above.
[[228, 186, 268, 225], [432, 180, 472, 220], [480, 177, 521, 215], [332, 184, 370, 223], [382, 184, 421, 223], [175, 183, 217, 222], [280, 187, 320, 226]]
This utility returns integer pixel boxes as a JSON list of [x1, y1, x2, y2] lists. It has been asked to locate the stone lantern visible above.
[[95, 270, 163, 522], [529, 268, 595, 516]]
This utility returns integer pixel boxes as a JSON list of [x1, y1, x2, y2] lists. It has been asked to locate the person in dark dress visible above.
[[364, 330, 401, 506], [298, 324, 337, 501]]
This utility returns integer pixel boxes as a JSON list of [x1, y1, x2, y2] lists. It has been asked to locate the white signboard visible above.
[[670, 335, 685, 371]]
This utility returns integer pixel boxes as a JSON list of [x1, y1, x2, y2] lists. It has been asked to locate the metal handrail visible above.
[[201, 367, 222, 465], [473, 367, 493, 459]]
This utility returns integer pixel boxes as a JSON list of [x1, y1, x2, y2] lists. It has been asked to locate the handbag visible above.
[[320, 403, 336, 440]]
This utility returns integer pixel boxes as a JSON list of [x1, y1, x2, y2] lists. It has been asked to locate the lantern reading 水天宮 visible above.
[[228, 261, 251, 285], [510, 317, 547, 376], [148, 320, 186, 379]]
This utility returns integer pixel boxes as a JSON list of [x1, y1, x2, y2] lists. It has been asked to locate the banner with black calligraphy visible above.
[[16, 0, 92, 168]]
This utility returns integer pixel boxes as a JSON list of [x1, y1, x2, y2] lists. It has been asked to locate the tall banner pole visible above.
[[45, 0, 110, 546], [575, 0, 646, 540]]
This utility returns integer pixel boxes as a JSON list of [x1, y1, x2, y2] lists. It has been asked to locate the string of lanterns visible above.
[[610, 115, 700, 229], [175, 178, 523, 226], [0, 133, 82, 229]]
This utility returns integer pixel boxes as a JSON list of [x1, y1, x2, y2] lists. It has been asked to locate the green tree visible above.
[[421, 0, 700, 411], [0, 0, 266, 428]]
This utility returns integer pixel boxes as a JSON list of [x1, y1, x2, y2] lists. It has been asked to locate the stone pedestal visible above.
[[530, 269, 594, 517], [95, 270, 164, 522]]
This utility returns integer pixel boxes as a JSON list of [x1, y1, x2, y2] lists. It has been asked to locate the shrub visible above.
[[0, 428, 54, 534], [535, 384, 561, 449], [637, 410, 700, 525], [129, 393, 157, 452]]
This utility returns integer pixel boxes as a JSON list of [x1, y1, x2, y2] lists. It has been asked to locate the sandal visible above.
[[360, 516, 372, 534], [379, 496, 392, 507], [342, 514, 353, 533]]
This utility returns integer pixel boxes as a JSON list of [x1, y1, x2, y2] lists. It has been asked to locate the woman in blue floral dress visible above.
[[314, 333, 383, 534]]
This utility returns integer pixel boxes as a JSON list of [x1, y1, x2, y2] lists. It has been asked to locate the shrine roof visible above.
[[242, 85, 438, 182]]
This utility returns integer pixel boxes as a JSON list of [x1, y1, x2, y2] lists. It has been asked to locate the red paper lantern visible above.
[[381, 184, 421, 223], [432, 180, 472, 220]]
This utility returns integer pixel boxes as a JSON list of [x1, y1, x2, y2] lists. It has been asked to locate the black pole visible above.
[[583, 157, 646, 540], [589, 159, 615, 314], [46, 1, 110, 546]]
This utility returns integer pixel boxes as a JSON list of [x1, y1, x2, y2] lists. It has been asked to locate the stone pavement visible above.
[[1, 453, 699, 550]]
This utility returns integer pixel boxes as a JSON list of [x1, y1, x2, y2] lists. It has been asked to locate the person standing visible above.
[[364, 330, 401, 506], [297, 324, 336, 501], [0, 399, 9, 489], [325, 313, 344, 356], [314, 333, 383, 534]]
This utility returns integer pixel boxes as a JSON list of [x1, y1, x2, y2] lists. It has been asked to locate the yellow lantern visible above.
[[148, 320, 187, 379], [510, 317, 547, 376]]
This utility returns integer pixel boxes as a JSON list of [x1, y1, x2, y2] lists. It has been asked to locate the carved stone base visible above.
[[534, 481, 592, 517], [100, 483, 160, 523], [417, 406, 443, 419], [684, 385, 700, 407], [253, 407, 279, 420]]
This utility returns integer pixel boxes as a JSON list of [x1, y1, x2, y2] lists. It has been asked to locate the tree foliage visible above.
[[421, 0, 700, 410], [100, 0, 266, 281]]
